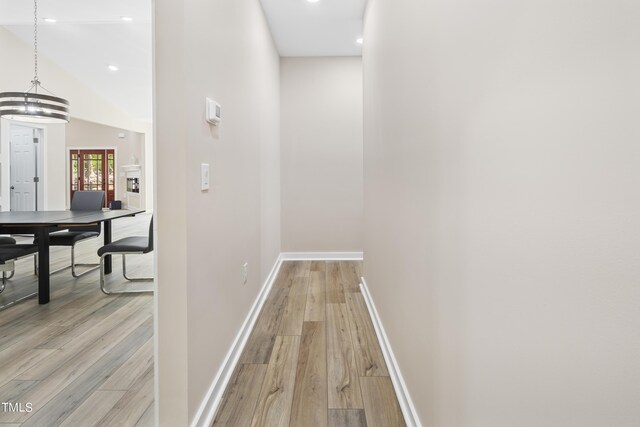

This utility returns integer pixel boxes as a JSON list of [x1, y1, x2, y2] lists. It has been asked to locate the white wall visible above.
[[363, 0, 640, 426], [280, 57, 363, 252], [154, 0, 281, 424]]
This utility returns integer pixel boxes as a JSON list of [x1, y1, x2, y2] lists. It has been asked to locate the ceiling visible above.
[[0, 0, 152, 122], [0, 0, 364, 122], [260, 0, 365, 57]]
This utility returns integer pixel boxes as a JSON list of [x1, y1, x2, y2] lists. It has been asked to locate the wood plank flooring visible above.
[[0, 214, 154, 426], [212, 261, 406, 427]]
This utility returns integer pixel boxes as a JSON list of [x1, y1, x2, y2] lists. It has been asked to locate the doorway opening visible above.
[[69, 149, 116, 208]]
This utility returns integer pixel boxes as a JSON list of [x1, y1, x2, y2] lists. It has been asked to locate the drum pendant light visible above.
[[0, 0, 70, 123]]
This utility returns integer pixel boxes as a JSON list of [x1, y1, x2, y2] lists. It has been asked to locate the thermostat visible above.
[[206, 98, 221, 125]]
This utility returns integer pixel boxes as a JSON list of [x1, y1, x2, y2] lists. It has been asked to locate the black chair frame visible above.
[[99, 217, 154, 295]]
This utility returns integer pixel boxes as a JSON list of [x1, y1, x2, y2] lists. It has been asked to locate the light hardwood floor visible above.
[[0, 213, 154, 426], [213, 261, 406, 427]]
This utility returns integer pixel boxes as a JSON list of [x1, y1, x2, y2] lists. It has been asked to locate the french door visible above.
[[69, 149, 115, 207]]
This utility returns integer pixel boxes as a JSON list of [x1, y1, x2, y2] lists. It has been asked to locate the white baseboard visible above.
[[190, 254, 284, 427], [360, 276, 423, 427], [280, 251, 363, 260]]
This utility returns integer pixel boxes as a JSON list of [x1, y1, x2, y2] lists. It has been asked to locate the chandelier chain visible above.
[[33, 0, 38, 84]]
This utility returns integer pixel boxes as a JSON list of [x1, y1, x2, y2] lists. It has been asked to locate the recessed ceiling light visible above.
[[120, 16, 133, 22], [356, 37, 364, 45], [108, 65, 119, 71], [43, 18, 57, 23], [307, 0, 320, 3]]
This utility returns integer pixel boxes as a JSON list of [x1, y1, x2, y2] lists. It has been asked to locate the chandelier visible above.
[[0, 0, 70, 123]]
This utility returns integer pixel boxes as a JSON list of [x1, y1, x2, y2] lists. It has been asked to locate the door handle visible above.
[[10, 186, 15, 190]]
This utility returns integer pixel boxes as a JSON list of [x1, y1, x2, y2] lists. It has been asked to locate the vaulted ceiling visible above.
[[0, 0, 152, 121]]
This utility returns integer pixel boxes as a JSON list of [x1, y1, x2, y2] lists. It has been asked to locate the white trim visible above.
[[360, 276, 423, 427], [280, 251, 363, 261], [190, 254, 285, 427]]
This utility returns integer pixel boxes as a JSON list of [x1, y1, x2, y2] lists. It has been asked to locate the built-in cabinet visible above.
[[121, 164, 142, 209]]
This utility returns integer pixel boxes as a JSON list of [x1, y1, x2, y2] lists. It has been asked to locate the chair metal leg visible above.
[[0, 291, 38, 310], [100, 253, 153, 295], [1, 270, 15, 290], [1, 262, 16, 289], [70, 244, 100, 278], [122, 255, 154, 282], [0, 251, 39, 308], [36, 243, 100, 278]]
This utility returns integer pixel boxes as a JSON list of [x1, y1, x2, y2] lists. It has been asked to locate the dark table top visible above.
[[0, 209, 145, 226]]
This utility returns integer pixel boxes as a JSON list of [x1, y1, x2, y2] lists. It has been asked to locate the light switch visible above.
[[201, 163, 210, 191]]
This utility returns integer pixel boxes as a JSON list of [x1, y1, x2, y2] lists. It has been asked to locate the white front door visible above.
[[10, 126, 38, 211]]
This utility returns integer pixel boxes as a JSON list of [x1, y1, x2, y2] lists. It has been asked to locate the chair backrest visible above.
[[71, 191, 105, 211], [69, 191, 105, 233]]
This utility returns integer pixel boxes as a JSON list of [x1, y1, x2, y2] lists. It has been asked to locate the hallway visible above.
[[213, 261, 405, 427]]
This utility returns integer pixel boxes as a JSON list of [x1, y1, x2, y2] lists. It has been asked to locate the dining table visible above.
[[0, 208, 145, 304]]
